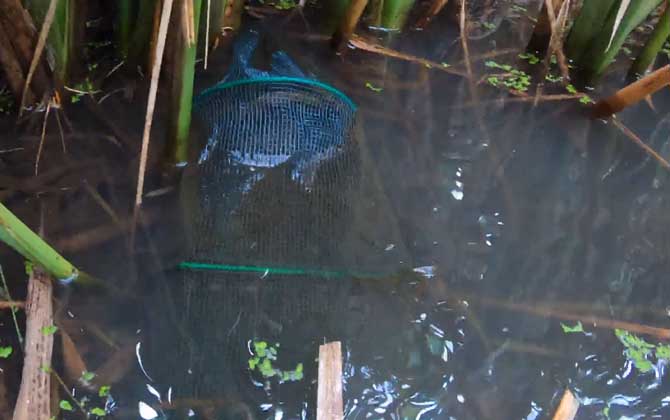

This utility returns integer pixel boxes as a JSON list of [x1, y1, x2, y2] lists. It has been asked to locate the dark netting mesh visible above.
[[149, 31, 409, 416]]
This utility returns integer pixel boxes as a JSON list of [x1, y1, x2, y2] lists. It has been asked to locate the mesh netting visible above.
[[149, 31, 407, 413]]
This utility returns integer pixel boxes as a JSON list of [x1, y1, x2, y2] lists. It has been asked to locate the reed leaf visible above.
[[629, 5, 670, 77]]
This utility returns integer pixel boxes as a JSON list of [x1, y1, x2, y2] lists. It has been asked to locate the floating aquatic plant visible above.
[[615, 328, 670, 373], [248, 340, 304, 382], [0, 346, 12, 358], [485, 60, 531, 92], [561, 321, 585, 334]]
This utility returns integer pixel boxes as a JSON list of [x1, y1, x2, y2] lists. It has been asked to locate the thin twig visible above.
[[0, 265, 23, 346], [19, 0, 58, 114], [54, 109, 67, 154], [134, 0, 175, 210], [350, 36, 466, 76], [544, 0, 570, 80], [204, 0, 211, 69], [611, 118, 670, 170], [35, 99, 52, 176], [0, 301, 25, 309]]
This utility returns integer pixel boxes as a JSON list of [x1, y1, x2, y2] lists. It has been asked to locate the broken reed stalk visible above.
[[630, 5, 670, 77], [551, 389, 580, 420], [317, 342, 343, 420], [12, 267, 53, 420], [331, 0, 369, 52], [20, 0, 58, 114], [415, 0, 450, 29], [0, 202, 79, 282], [134, 0, 175, 208], [350, 36, 466, 76], [611, 118, 670, 170], [169, 0, 203, 165], [593, 65, 670, 118]]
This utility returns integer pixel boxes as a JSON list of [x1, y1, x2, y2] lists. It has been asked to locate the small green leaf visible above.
[[253, 341, 267, 357], [565, 84, 578, 94], [98, 385, 111, 397], [579, 95, 594, 105], [545, 73, 562, 83], [248, 356, 260, 370], [441, 62, 450, 68], [41, 325, 58, 336], [40, 364, 51, 373], [0, 346, 12, 358], [81, 371, 95, 382], [365, 82, 383, 93], [59, 400, 74, 411], [487, 76, 500, 87], [482, 22, 496, 30], [655, 344, 670, 360], [90, 407, 106, 417], [561, 321, 584, 334]]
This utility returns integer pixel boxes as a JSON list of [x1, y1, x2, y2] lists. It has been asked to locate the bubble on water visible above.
[[457, 394, 465, 403], [451, 189, 464, 200]]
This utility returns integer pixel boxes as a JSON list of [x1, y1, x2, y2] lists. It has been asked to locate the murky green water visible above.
[[3, 2, 670, 419]]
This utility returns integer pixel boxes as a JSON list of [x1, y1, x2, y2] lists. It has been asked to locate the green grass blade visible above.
[[582, 0, 663, 82], [380, 0, 415, 30], [629, 5, 670, 77], [565, 0, 617, 61]]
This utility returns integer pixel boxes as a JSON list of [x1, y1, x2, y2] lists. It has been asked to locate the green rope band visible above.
[[178, 261, 381, 279]]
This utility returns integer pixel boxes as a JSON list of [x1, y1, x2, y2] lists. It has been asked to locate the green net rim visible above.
[[195, 77, 357, 111]]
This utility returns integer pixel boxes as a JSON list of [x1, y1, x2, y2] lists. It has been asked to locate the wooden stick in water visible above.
[[13, 268, 53, 420], [317, 342, 343, 420], [593, 65, 670, 118], [551, 389, 580, 420]]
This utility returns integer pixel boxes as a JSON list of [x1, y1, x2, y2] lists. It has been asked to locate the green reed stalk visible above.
[[565, 0, 617, 62], [169, 0, 203, 165], [118, 0, 133, 58], [0, 202, 78, 282], [629, 5, 670, 77], [381, 0, 415, 30], [582, 0, 663, 83], [128, 0, 157, 66]]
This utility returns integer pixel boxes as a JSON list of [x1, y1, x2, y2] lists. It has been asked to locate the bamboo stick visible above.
[[317, 342, 343, 420], [551, 389, 580, 420]]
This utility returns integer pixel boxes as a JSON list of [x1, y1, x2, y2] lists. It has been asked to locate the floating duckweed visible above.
[[485, 61, 531, 92], [60, 400, 74, 411], [248, 340, 304, 382], [561, 321, 585, 334], [545, 73, 562, 83], [565, 84, 578, 94], [90, 407, 106, 417], [614, 329, 670, 373], [0, 346, 12, 358], [519, 52, 540, 65], [98, 385, 111, 397], [579, 95, 594, 105], [41, 325, 58, 336], [81, 371, 95, 382]]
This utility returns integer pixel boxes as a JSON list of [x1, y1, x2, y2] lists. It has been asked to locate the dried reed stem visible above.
[[20, 0, 58, 114], [35, 99, 52, 176], [593, 65, 670, 118], [134, 0, 175, 209], [204, 0, 211, 69]]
